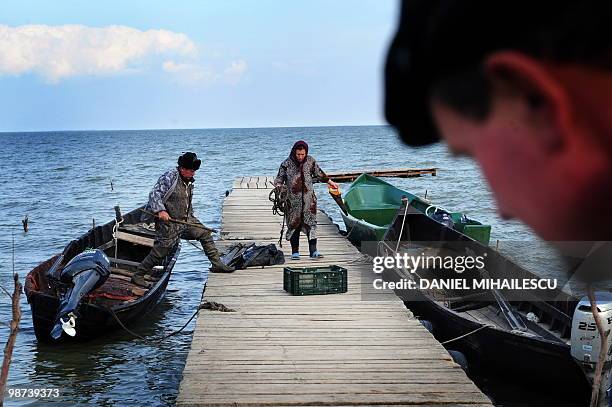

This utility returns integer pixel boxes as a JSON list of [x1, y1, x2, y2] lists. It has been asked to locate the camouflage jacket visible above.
[[141, 168, 192, 221]]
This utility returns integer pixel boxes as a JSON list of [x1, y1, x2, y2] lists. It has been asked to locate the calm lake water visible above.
[[0, 126, 579, 406]]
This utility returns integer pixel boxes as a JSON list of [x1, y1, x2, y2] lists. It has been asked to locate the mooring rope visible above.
[[108, 300, 235, 345], [440, 325, 488, 345], [112, 217, 123, 260], [343, 218, 359, 241], [395, 200, 410, 253]]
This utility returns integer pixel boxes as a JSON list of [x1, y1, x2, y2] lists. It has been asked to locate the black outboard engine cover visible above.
[[50, 249, 111, 340]]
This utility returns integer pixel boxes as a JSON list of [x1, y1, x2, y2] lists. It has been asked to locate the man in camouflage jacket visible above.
[[132, 152, 233, 287]]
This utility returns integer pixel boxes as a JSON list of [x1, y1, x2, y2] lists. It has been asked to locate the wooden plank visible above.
[[176, 174, 491, 407], [107, 257, 141, 268], [110, 267, 158, 283], [115, 230, 154, 247], [179, 382, 486, 394], [97, 240, 115, 251], [103, 274, 147, 296], [178, 393, 490, 405]]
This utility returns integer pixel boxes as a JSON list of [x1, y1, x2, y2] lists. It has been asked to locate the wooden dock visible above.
[[327, 168, 437, 182], [231, 168, 437, 189], [177, 176, 491, 406]]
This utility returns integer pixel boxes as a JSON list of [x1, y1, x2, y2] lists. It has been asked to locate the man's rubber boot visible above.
[[201, 237, 235, 273], [210, 257, 235, 273]]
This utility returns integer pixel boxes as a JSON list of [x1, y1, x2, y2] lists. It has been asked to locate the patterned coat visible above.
[[275, 154, 328, 240]]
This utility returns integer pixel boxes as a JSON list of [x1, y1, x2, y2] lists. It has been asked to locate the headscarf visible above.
[[290, 140, 309, 164]]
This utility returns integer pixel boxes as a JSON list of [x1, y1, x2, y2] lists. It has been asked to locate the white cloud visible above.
[[223, 60, 248, 84], [0, 24, 197, 82], [163, 59, 248, 86]]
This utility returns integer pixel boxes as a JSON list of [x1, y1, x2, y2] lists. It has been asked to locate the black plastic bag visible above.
[[221, 243, 285, 270]]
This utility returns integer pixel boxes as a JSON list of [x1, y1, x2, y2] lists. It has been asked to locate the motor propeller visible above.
[[49, 249, 111, 340], [51, 313, 77, 339]]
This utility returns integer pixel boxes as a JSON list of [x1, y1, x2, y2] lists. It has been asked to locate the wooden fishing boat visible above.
[[379, 204, 590, 397], [339, 174, 491, 247], [25, 206, 180, 342]]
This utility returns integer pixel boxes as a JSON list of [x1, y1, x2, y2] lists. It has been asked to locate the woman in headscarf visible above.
[[274, 140, 339, 259]]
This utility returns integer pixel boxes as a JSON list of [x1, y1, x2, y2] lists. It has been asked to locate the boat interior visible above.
[[26, 216, 170, 309], [344, 174, 491, 244], [344, 176, 415, 227], [381, 240, 575, 345]]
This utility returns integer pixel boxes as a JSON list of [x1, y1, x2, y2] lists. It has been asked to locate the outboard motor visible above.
[[50, 249, 111, 340], [571, 293, 612, 406]]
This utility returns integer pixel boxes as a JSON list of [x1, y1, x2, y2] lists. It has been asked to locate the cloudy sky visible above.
[[0, 1, 397, 132]]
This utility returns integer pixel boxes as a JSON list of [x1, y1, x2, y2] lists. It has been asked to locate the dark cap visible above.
[[178, 152, 201, 170], [385, 0, 611, 146]]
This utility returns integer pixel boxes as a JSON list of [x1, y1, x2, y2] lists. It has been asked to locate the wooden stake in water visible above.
[[587, 287, 610, 407], [21, 215, 28, 233], [0, 232, 22, 405]]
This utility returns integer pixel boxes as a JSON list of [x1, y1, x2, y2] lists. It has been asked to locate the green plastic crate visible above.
[[283, 265, 348, 296]]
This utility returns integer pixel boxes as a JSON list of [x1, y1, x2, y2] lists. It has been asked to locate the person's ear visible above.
[[484, 51, 574, 151]]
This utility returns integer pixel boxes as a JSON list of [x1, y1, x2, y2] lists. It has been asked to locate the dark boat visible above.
[[339, 174, 491, 247], [378, 203, 591, 399], [25, 206, 181, 342]]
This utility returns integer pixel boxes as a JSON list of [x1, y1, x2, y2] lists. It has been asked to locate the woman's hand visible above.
[[328, 180, 339, 189]]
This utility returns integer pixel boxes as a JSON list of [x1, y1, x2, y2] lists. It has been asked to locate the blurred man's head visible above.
[[386, 1, 612, 240]]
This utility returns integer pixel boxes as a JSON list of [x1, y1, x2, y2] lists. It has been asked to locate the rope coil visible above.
[[269, 187, 290, 247]]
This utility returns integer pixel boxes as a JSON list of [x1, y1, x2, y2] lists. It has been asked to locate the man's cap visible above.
[[385, 0, 611, 146], [178, 152, 201, 170]]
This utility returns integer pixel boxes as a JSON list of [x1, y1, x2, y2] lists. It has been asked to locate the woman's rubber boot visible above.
[[310, 250, 324, 259]]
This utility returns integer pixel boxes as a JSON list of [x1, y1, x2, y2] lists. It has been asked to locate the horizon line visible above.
[[0, 123, 390, 135]]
